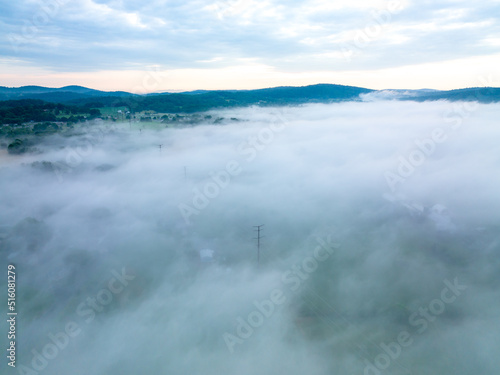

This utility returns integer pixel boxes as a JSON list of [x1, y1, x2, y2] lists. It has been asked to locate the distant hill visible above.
[[67, 83, 375, 113], [400, 87, 500, 103], [0, 84, 499, 115], [0, 85, 135, 102]]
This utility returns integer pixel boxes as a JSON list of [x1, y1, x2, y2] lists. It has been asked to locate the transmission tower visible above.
[[253, 224, 264, 265]]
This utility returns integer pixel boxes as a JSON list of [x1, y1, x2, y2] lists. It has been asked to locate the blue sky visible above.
[[1, 0, 499, 91]]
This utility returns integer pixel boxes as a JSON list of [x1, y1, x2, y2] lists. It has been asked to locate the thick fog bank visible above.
[[1, 100, 500, 375]]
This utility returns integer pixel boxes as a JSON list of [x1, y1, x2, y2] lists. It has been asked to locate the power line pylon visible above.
[[253, 224, 264, 265]]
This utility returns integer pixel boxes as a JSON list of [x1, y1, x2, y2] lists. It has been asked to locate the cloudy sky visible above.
[[1, 0, 500, 91]]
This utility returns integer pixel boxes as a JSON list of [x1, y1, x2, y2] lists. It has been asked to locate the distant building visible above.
[[199, 249, 215, 263]]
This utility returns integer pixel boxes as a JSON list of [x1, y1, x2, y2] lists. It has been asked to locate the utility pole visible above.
[[253, 225, 264, 265]]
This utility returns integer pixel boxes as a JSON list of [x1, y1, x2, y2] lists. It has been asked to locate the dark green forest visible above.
[[1, 84, 500, 130], [0, 99, 101, 125]]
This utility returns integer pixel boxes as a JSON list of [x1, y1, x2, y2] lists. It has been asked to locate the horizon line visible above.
[[2, 82, 499, 95]]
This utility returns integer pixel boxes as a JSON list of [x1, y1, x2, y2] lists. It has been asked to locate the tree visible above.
[[89, 108, 101, 117], [7, 139, 26, 154]]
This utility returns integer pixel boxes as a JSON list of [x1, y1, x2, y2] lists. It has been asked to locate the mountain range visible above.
[[0, 84, 499, 113]]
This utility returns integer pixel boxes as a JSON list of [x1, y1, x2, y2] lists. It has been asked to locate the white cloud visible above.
[[2, 101, 500, 374], [1, 52, 500, 91], [0, 0, 500, 89]]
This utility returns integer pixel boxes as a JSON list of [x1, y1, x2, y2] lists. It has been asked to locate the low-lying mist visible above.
[[1, 100, 500, 375]]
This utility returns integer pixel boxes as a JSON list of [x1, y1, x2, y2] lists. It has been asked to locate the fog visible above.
[[1, 100, 500, 375]]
